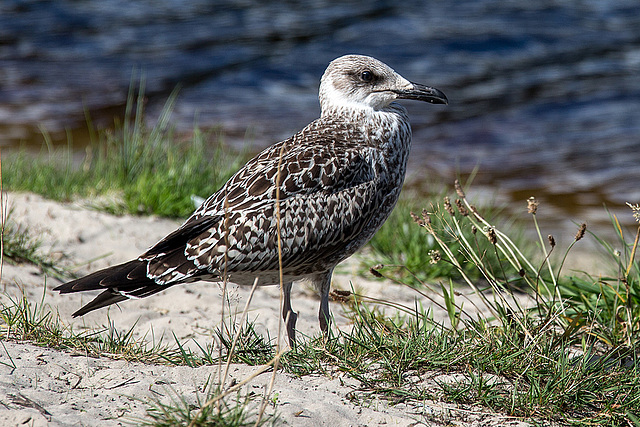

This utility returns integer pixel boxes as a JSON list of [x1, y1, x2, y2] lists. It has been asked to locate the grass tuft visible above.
[[137, 381, 273, 427], [0, 209, 67, 279], [2, 79, 248, 218]]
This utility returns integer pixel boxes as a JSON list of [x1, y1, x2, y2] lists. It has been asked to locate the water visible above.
[[1, 0, 639, 235]]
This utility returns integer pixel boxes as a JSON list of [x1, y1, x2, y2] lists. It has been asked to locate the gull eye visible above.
[[360, 70, 373, 82]]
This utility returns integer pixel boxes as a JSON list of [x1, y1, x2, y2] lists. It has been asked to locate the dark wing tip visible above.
[[54, 260, 148, 294], [55, 259, 158, 317], [71, 290, 129, 317]]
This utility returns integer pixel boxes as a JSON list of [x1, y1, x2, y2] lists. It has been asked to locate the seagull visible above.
[[54, 55, 447, 346]]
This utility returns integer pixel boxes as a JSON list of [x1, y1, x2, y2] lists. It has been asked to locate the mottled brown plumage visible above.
[[54, 55, 447, 345]]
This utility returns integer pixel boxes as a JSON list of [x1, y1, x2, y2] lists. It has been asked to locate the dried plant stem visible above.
[[456, 189, 537, 277], [221, 276, 260, 389], [625, 225, 640, 278], [217, 198, 233, 405], [191, 144, 289, 427], [529, 214, 568, 319], [433, 185, 559, 344], [531, 214, 557, 294], [0, 149, 4, 285], [448, 204, 527, 316], [423, 220, 499, 321], [555, 239, 579, 280], [430, 222, 535, 346], [256, 143, 288, 426], [456, 194, 551, 312]]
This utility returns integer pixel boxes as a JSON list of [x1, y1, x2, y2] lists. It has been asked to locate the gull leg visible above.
[[282, 282, 298, 347], [316, 269, 333, 335]]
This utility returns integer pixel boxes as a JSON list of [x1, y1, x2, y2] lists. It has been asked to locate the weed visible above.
[[367, 187, 522, 286], [559, 206, 640, 348]]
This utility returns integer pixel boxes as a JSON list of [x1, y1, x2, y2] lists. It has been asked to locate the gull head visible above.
[[319, 54, 448, 114]]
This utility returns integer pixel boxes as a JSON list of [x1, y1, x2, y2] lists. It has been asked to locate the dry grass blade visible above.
[[626, 226, 640, 278], [221, 277, 260, 391], [1, 149, 4, 285], [187, 347, 289, 426], [255, 142, 288, 426]]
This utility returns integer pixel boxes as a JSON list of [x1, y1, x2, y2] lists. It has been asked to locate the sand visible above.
[[0, 192, 533, 426]]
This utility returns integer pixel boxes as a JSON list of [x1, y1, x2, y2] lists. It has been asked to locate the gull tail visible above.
[[54, 259, 167, 317]]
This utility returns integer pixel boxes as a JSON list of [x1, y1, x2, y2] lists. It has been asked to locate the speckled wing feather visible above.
[[138, 116, 394, 288]]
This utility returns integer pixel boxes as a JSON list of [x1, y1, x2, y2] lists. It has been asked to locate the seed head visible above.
[[527, 197, 538, 215], [487, 227, 497, 244], [421, 209, 431, 226], [410, 211, 424, 226], [429, 250, 441, 264], [330, 289, 352, 303], [626, 202, 640, 223], [548, 234, 556, 248], [454, 179, 466, 198], [369, 265, 384, 278], [575, 223, 587, 241], [444, 196, 455, 216], [455, 199, 469, 216]]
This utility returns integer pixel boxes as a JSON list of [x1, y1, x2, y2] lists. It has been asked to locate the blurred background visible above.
[[1, 0, 639, 234]]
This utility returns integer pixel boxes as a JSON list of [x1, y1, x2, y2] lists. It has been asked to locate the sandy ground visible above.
[[0, 192, 537, 426]]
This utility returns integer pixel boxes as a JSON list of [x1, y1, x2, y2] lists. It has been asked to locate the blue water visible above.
[[1, 0, 639, 231]]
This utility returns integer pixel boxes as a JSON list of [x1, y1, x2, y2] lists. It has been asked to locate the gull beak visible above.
[[393, 82, 448, 105]]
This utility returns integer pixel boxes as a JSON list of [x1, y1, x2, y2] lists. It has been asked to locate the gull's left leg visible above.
[[282, 281, 298, 347], [313, 269, 334, 335]]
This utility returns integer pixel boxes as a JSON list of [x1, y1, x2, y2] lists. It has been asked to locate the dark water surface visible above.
[[2, 0, 639, 234]]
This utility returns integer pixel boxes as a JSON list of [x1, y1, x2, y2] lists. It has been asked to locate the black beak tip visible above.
[[429, 87, 448, 105], [432, 94, 448, 105], [394, 84, 448, 105]]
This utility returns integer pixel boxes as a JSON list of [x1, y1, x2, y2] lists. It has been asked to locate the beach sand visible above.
[[0, 192, 533, 426]]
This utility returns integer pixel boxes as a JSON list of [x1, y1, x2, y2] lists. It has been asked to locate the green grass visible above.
[[0, 286, 279, 368], [0, 290, 179, 364], [1, 80, 248, 280], [0, 289, 277, 426], [2, 81, 248, 218], [284, 307, 639, 425], [285, 184, 639, 425], [0, 209, 67, 279], [558, 213, 640, 348], [0, 288, 279, 425]]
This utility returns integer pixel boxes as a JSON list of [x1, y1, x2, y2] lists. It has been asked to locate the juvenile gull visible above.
[[54, 55, 447, 345]]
